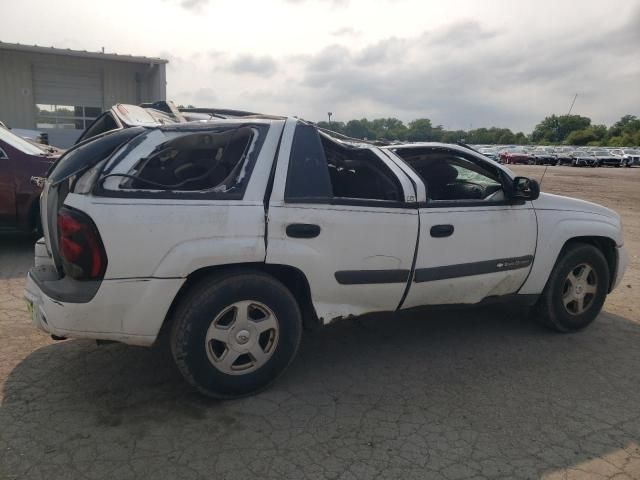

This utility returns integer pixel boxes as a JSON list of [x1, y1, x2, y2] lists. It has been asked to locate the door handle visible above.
[[430, 224, 454, 238], [286, 223, 321, 238]]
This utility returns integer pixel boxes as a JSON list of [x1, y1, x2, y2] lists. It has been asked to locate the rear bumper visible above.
[[24, 268, 185, 346]]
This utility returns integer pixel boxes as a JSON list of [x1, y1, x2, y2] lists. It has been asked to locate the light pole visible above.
[[327, 112, 332, 128]]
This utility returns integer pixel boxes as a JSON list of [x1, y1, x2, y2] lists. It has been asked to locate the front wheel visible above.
[[170, 271, 302, 398], [534, 243, 609, 332]]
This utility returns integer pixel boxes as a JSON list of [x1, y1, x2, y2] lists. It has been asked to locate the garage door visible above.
[[33, 65, 104, 147], [33, 65, 103, 107]]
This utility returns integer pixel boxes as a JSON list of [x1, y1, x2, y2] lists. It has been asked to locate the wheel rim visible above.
[[205, 300, 279, 375], [561, 263, 598, 315]]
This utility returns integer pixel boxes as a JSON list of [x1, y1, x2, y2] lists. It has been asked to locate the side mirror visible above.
[[510, 176, 540, 201]]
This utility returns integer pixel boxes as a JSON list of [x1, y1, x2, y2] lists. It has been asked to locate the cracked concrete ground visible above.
[[1, 165, 640, 479]]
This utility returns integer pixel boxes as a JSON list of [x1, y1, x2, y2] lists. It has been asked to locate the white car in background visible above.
[[25, 118, 628, 398], [609, 148, 640, 167]]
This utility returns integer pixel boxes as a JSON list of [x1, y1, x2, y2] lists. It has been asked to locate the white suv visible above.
[[25, 117, 628, 398]]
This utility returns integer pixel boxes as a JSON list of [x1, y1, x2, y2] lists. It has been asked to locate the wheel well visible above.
[[156, 263, 319, 345], [562, 236, 617, 292]]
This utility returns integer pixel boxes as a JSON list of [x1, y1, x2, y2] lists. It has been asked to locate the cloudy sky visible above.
[[3, 0, 639, 132]]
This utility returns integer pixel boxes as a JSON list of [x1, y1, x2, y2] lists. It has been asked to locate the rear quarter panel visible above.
[[64, 195, 267, 279]]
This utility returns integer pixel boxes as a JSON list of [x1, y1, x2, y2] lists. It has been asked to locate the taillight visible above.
[[57, 207, 107, 280]]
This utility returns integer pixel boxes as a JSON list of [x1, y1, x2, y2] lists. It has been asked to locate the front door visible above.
[[390, 146, 537, 308]]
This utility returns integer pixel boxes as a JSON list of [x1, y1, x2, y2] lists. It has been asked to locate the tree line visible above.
[[314, 114, 640, 147]]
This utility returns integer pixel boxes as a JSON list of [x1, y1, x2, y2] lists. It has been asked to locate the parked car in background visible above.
[[0, 125, 60, 232], [571, 151, 598, 167], [24, 119, 627, 398], [554, 151, 574, 166], [500, 147, 534, 165], [531, 147, 557, 165], [478, 147, 500, 162], [610, 149, 640, 167], [590, 149, 622, 167]]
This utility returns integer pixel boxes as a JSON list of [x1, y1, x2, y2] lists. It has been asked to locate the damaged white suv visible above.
[[25, 117, 628, 398]]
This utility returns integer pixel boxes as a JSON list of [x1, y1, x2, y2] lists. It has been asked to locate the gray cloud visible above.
[[192, 87, 217, 105], [162, 0, 209, 11], [228, 54, 278, 76], [165, 7, 639, 132], [181, 0, 208, 9], [426, 20, 499, 47], [289, 13, 639, 131], [332, 27, 361, 37]]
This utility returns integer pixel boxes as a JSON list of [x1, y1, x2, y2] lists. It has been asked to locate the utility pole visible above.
[[327, 112, 332, 128]]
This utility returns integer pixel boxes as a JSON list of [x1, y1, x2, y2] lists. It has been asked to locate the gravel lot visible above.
[[1, 165, 639, 480]]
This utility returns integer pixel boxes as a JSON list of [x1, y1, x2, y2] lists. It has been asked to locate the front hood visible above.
[[532, 193, 620, 220]]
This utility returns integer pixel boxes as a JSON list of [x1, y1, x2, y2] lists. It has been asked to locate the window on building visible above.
[[36, 104, 102, 130]]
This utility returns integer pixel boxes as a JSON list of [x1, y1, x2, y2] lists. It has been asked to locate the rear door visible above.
[[266, 120, 419, 322], [390, 146, 537, 307]]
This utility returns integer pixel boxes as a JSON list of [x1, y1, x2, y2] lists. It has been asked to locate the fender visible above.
[[153, 236, 266, 278], [65, 194, 267, 279], [519, 210, 622, 295]]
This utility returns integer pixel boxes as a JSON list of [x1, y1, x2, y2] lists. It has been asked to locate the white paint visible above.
[[24, 273, 183, 346], [402, 203, 537, 307], [24, 118, 628, 345]]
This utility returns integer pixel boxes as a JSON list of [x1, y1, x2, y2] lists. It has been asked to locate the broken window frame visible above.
[[94, 124, 269, 200], [284, 125, 408, 207]]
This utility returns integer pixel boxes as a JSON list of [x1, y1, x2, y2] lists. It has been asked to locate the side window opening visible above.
[[321, 136, 402, 201], [396, 149, 503, 202], [103, 126, 259, 195], [285, 124, 402, 202]]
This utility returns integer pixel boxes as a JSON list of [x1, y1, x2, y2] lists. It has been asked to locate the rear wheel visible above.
[[534, 243, 609, 332], [170, 271, 302, 398]]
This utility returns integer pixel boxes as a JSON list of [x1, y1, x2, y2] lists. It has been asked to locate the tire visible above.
[[170, 270, 303, 398], [534, 243, 609, 332]]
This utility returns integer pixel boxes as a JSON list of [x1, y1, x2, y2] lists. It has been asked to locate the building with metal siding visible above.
[[0, 41, 167, 147]]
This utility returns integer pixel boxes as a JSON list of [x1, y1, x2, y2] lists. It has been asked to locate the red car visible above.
[[0, 126, 60, 233], [500, 149, 534, 165]]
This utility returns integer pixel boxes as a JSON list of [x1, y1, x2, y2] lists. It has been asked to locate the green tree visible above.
[[406, 118, 435, 141], [531, 114, 591, 143], [316, 120, 346, 134], [343, 119, 377, 140], [370, 118, 407, 140], [565, 129, 597, 145]]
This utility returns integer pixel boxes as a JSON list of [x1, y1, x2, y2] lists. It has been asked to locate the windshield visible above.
[[0, 126, 47, 156]]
